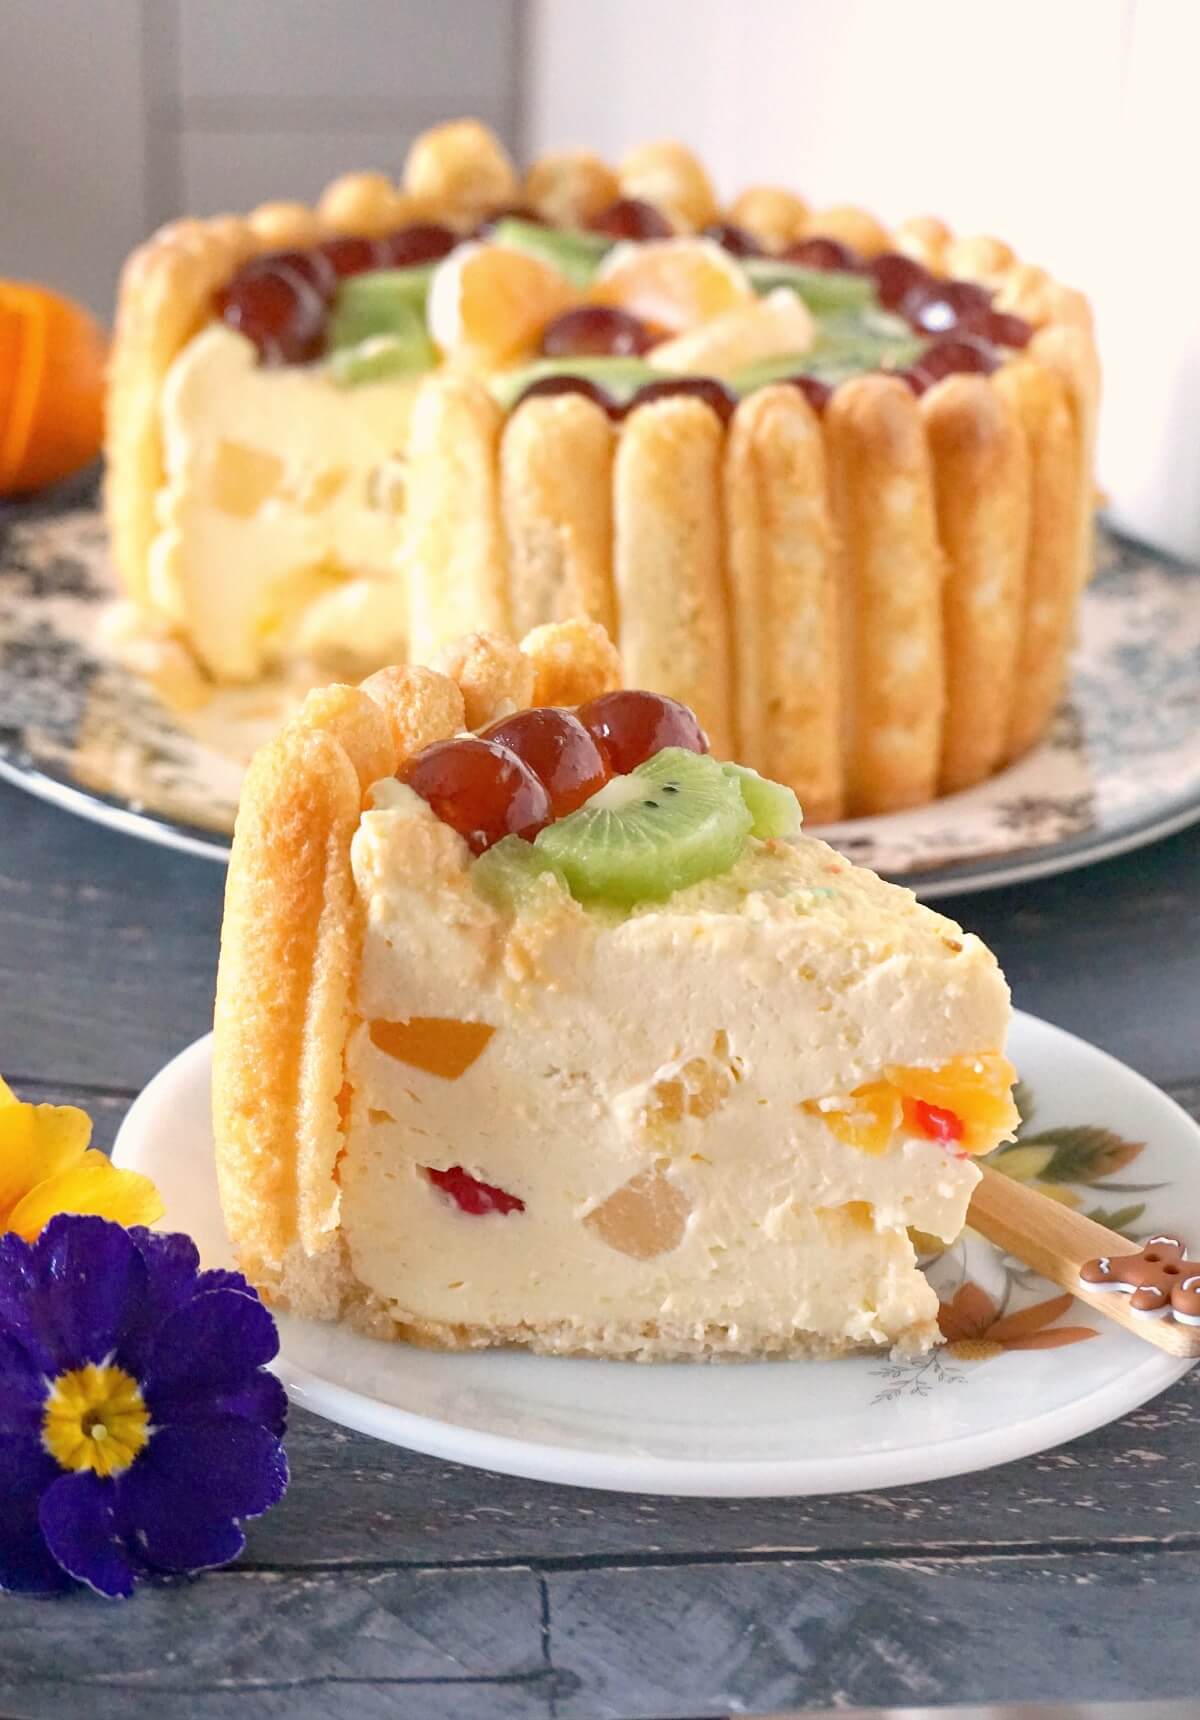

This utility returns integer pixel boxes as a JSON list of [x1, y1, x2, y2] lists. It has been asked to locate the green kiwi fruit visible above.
[[490, 355, 657, 412], [327, 327, 437, 388], [745, 257, 875, 314], [534, 748, 752, 904], [472, 835, 565, 908], [327, 266, 436, 350], [721, 763, 802, 838]]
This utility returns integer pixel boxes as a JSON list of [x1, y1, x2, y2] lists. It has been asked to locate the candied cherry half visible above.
[[782, 374, 833, 413], [512, 375, 622, 420], [401, 736, 551, 853], [214, 264, 328, 365], [983, 309, 1034, 349], [903, 334, 999, 395], [482, 707, 610, 818], [578, 690, 709, 775], [702, 221, 763, 258], [375, 222, 459, 267], [783, 235, 860, 272], [626, 375, 737, 425], [904, 1097, 965, 1146], [425, 1165, 525, 1216], [315, 234, 385, 279], [588, 197, 674, 241], [540, 304, 658, 359]]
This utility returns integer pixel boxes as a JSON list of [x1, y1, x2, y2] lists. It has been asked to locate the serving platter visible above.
[[3, 495, 1199, 896]]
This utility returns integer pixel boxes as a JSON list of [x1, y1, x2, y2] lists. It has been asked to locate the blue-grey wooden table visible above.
[[3, 494, 1200, 1720]]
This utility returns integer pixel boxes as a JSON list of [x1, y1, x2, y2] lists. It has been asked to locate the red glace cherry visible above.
[[783, 236, 860, 272], [781, 375, 833, 413], [375, 223, 459, 267], [425, 1165, 525, 1216], [237, 247, 339, 301], [482, 708, 610, 817], [902, 334, 999, 395], [702, 221, 763, 258], [906, 1099, 965, 1145], [905, 277, 993, 336], [864, 251, 930, 312], [511, 375, 622, 419], [577, 690, 709, 775], [315, 235, 385, 279], [401, 737, 552, 853]]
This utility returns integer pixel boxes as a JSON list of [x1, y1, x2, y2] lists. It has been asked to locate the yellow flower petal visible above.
[[6, 1150, 164, 1241], [0, 1096, 92, 1223]]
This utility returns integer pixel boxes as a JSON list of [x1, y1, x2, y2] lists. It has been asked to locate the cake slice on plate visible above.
[[213, 620, 1016, 1359]]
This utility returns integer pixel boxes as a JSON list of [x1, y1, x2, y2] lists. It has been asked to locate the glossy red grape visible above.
[[214, 264, 328, 365], [425, 1165, 525, 1216], [903, 335, 999, 395], [783, 236, 860, 272], [702, 221, 763, 257], [905, 277, 993, 335], [539, 305, 657, 358], [782, 374, 833, 413], [577, 690, 709, 775], [626, 376, 737, 425], [865, 251, 930, 311], [588, 197, 674, 241], [315, 235, 384, 278], [375, 222, 459, 267], [512, 375, 622, 419], [482, 707, 610, 817], [239, 247, 338, 300], [982, 309, 1034, 349], [401, 737, 552, 853]]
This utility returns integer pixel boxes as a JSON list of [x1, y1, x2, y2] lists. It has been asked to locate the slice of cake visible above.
[[213, 620, 1017, 1359]]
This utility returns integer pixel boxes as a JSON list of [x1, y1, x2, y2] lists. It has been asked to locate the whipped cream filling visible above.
[[338, 789, 1009, 1347]]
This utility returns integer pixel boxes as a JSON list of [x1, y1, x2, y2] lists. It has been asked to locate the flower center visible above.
[[42, 1362, 150, 1478]]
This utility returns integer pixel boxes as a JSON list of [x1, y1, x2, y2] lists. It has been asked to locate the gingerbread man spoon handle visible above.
[[969, 1164, 1200, 1359]]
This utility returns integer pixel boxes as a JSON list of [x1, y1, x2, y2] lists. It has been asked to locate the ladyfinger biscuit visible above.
[[893, 215, 952, 271], [359, 664, 466, 767], [725, 186, 810, 250], [520, 618, 622, 708], [613, 397, 734, 756], [1031, 323, 1101, 591], [434, 632, 535, 727], [993, 360, 1081, 764], [524, 150, 620, 227], [316, 172, 427, 236], [724, 386, 842, 822], [825, 374, 945, 815], [402, 375, 510, 663], [213, 723, 363, 1280], [501, 393, 617, 640], [922, 375, 1030, 795], [618, 140, 716, 231], [812, 205, 891, 258], [402, 119, 519, 216]]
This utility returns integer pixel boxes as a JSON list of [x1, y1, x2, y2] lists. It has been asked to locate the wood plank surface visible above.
[[2, 489, 1200, 1718]]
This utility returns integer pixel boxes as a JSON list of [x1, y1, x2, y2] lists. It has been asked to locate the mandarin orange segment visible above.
[[426, 242, 578, 363], [804, 1082, 902, 1154], [887, 1053, 1019, 1153], [591, 238, 753, 334], [369, 1017, 496, 1080], [0, 282, 106, 495]]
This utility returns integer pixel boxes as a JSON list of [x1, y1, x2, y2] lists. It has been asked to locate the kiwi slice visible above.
[[472, 835, 565, 909], [328, 266, 436, 350], [745, 257, 876, 314], [490, 355, 657, 412], [722, 763, 802, 838], [327, 328, 436, 387], [490, 217, 613, 287], [535, 748, 752, 905]]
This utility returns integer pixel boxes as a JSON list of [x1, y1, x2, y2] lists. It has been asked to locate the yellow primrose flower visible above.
[[0, 1076, 163, 1241]]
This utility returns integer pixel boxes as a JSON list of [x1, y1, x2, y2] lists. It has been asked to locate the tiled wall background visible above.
[[3, 0, 520, 318]]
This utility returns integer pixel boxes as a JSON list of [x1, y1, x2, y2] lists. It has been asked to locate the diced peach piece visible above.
[[369, 1017, 495, 1080], [584, 1167, 690, 1260], [804, 1082, 902, 1154], [887, 1053, 1018, 1154]]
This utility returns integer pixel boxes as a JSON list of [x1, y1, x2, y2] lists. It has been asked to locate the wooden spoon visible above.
[[968, 1163, 1200, 1359]]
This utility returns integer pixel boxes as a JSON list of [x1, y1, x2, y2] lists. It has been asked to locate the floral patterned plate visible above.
[[113, 1010, 1197, 1496], [3, 493, 1200, 897]]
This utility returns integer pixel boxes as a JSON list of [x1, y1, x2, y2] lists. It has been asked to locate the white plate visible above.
[[112, 1011, 1196, 1496], [4, 503, 1200, 896]]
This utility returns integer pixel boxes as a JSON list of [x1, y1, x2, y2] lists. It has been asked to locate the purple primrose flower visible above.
[[0, 1214, 288, 1598]]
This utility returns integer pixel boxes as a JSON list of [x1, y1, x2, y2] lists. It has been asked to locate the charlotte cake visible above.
[[110, 119, 1099, 820], [212, 618, 1018, 1360]]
